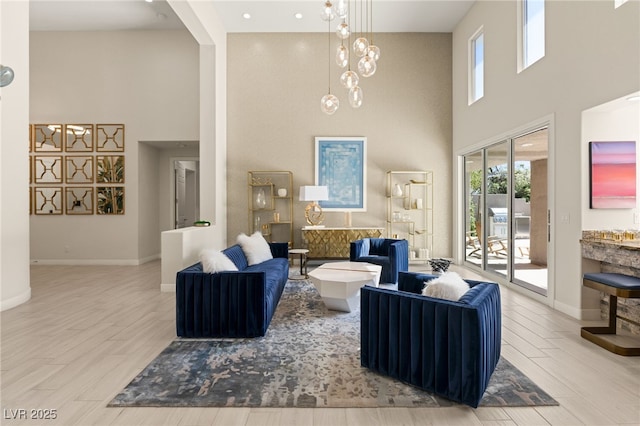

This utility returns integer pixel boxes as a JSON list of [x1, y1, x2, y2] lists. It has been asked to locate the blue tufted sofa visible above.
[[360, 271, 502, 408], [176, 242, 289, 338]]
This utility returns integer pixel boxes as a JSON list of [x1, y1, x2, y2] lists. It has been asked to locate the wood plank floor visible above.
[[1, 261, 639, 425]]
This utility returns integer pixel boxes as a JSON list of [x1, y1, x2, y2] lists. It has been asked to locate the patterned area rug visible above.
[[109, 281, 558, 408]]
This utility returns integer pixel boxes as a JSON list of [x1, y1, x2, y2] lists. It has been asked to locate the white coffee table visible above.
[[308, 261, 382, 312]]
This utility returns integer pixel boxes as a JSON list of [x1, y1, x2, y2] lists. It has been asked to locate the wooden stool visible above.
[[581, 272, 640, 356]]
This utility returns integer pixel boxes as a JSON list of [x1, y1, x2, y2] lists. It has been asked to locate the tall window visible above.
[[521, 0, 545, 70], [469, 28, 484, 104]]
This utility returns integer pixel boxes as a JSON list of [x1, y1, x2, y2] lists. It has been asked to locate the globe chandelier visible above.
[[320, 0, 380, 114]]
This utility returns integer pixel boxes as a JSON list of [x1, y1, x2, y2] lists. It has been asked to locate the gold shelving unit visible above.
[[386, 170, 433, 263], [248, 171, 294, 247]]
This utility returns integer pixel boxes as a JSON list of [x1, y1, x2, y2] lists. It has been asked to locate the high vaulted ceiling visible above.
[[30, 0, 475, 33]]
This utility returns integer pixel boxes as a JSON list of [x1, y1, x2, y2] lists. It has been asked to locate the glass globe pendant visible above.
[[353, 37, 369, 57], [358, 55, 377, 77], [336, 44, 348, 68], [348, 86, 363, 108], [366, 45, 380, 61], [334, 0, 348, 19], [336, 22, 350, 40], [340, 70, 359, 89], [321, 93, 340, 115], [320, 0, 335, 21]]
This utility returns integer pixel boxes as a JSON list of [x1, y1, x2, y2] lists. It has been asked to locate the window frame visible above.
[[518, 0, 545, 72], [468, 26, 485, 105]]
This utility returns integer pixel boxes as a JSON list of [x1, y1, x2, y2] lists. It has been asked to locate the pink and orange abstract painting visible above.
[[589, 141, 637, 209]]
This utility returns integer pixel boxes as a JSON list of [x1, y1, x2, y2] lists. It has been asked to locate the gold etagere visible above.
[[248, 171, 294, 247], [386, 170, 433, 263]]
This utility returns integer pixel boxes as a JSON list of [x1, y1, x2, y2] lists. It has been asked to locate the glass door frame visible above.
[[458, 118, 554, 304]]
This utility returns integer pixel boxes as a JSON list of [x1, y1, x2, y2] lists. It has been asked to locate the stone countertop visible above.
[[581, 231, 640, 272], [581, 230, 640, 251], [580, 238, 640, 251]]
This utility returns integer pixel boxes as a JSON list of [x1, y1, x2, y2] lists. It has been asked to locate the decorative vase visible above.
[[277, 188, 287, 197], [392, 183, 403, 197], [255, 188, 267, 209]]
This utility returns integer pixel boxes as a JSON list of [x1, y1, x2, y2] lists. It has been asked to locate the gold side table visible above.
[[288, 248, 309, 279]]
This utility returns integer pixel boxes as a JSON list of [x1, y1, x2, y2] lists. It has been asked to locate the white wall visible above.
[[29, 30, 199, 264], [452, 1, 640, 318], [169, 0, 228, 252], [582, 94, 640, 230], [138, 142, 162, 262], [0, 0, 31, 311], [226, 33, 454, 257]]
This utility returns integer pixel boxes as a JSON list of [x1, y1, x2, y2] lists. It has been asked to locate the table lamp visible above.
[[299, 185, 329, 226]]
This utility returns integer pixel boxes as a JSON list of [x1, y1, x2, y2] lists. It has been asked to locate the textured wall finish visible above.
[[226, 33, 453, 255]]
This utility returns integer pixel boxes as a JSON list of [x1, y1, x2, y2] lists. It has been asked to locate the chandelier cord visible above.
[[327, 14, 331, 94], [347, 0, 352, 71]]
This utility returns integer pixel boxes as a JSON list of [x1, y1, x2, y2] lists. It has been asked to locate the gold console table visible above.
[[301, 227, 384, 259]]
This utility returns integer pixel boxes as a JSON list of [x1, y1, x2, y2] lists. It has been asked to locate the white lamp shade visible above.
[[299, 186, 329, 201]]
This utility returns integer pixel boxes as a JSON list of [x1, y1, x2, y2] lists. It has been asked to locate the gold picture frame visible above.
[[65, 124, 94, 152], [33, 155, 64, 184], [34, 186, 63, 215], [96, 155, 125, 183], [65, 156, 94, 184], [33, 124, 63, 152], [96, 124, 125, 152], [65, 187, 94, 215], [96, 186, 125, 215]]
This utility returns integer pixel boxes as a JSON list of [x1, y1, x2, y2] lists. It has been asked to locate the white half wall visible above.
[[0, 1, 31, 311], [160, 226, 215, 292]]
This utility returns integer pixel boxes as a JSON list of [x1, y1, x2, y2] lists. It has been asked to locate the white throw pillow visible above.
[[237, 231, 273, 266], [421, 271, 470, 301], [200, 249, 238, 273]]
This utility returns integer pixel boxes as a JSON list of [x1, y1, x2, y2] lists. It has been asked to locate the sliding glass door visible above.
[[463, 128, 549, 295]]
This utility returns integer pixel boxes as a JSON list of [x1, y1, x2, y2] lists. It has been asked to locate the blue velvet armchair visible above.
[[360, 271, 502, 408], [350, 238, 409, 284]]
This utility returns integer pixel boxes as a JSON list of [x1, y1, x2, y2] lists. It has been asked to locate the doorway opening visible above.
[[174, 159, 199, 229]]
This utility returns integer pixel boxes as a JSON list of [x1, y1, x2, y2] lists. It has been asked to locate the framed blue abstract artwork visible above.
[[315, 137, 367, 211]]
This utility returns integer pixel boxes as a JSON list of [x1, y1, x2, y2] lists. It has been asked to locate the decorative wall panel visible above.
[[97, 186, 125, 215], [96, 124, 125, 152], [34, 186, 63, 215], [96, 155, 125, 183], [33, 155, 63, 184], [33, 124, 63, 152], [29, 122, 126, 215], [65, 124, 94, 152], [66, 187, 94, 215], [65, 156, 93, 184]]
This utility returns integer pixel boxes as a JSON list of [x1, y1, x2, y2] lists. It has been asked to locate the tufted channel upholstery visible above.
[[360, 271, 502, 408], [176, 242, 289, 338], [350, 238, 409, 284]]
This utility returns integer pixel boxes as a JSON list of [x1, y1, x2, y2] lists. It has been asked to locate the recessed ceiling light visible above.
[[145, 0, 153, 3], [242, 13, 251, 19], [294, 12, 303, 19], [626, 95, 640, 102]]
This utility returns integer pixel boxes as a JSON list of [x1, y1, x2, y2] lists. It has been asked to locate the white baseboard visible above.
[[30, 255, 160, 266], [553, 300, 588, 320], [0, 288, 31, 312]]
